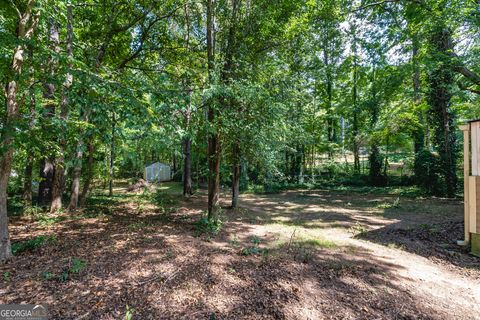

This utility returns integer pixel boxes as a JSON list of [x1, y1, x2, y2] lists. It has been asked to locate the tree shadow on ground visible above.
[[357, 217, 480, 273], [0, 185, 467, 319]]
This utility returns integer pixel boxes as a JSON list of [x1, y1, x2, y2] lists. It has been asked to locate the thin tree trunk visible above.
[[23, 47, 36, 206], [182, 1, 193, 197], [0, 1, 39, 261], [183, 137, 193, 196], [68, 138, 84, 211], [172, 152, 177, 176], [323, 36, 335, 159], [352, 26, 360, 173], [23, 155, 34, 205], [231, 142, 240, 208], [109, 113, 115, 197], [206, 0, 220, 221], [79, 142, 94, 207], [51, 5, 73, 212]]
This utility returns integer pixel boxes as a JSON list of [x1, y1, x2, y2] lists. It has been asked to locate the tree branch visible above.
[[455, 65, 480, 86]]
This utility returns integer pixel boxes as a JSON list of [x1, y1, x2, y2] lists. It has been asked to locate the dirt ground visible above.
[[1, 183, 479, 319]]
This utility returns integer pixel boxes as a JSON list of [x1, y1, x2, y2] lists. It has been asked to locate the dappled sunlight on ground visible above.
[[0, 182, 478, 319]]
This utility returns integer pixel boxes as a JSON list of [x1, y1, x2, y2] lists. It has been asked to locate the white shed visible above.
[[145, 162, 171, 182]]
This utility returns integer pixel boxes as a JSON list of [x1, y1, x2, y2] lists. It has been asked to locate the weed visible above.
[[241, 246, 262, 255], [377, 197, 401, 209], [349, 223, 368, 235], [59, 258, 87, 282], [2, 272, 10, 282], [165, 248, 175, 260], [11, 235, 57, 255], [250, 236, 261, 245], [240, 236, 267, 256], [194, 216, 223, 236], [387, 243, 405, 250], [23, 205, 42, 217], [125, 305, 135, 320], [128, 221, 149, 231], [42, 271, 55, 280], [228, 236, 240, 247]]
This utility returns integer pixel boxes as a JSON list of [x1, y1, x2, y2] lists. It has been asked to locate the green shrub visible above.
[[414, 149, 443, 195], [11, 235, 57, 255], [59, 258, 87, 282], [194, 216, 223, 236]]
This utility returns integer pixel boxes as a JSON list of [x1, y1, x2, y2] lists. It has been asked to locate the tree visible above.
[[0, 0, 40, 260]]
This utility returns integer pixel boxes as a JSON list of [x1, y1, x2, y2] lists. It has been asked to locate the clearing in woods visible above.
[[1, 182, 479, 319]]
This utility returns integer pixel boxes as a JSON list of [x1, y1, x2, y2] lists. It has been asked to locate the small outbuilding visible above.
[[144, 162, 171, 182]]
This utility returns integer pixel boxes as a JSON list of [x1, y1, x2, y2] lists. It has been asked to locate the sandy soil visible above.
[[1, 184, 479, 319]]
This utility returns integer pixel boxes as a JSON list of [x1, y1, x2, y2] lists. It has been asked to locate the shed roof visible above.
[[145, 162, 170, 168]]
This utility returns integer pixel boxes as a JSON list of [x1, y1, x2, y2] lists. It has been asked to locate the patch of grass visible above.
[[387, 242, 405, 250], [127, 221, 149, 231], [349, 223, 368, 236], [377, 197, 401, 209], [12, 235, 57, 255], [293, 238, 337, 249], [36, 215, 66, 226], [419, 223, 441, 234]]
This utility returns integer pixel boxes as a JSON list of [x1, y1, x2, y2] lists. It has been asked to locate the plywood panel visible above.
[[472, 122, 480, 175], [462, 125, 470, 242], [469, 176, 477, 233]]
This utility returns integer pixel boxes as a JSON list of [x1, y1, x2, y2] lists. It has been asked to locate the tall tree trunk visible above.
[[109, 113, 115, 197], [182, 2, 193, 197], [427, 27, 457, 197], [369, 67, 383, 186], [23, 155, 34, 205], [23, 47, 36, 206], [68, 108, 90, 211], [223, 0, 241, 207], [206, 0, 220, 221], [51, 6, 74, 212], [79, 142, 94, 207], [38, 160, 55, 207], [352, 71, 360, 173], [231, 141, 240, 208], [0, 2, 39, 261], [351, 25, 360, 173], [172, 152, 177, 177], [183, 137, 193, 196], [38, 21, 60, 208], [68, 138, 84, 211], [412, 40, 426, 184], [324, 38, 335, 159]]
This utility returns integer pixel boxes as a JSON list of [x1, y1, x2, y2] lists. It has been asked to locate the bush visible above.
[[194, 216, 223, 236], [414, 149, 443, 195], [12, 235, 57, 255]]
